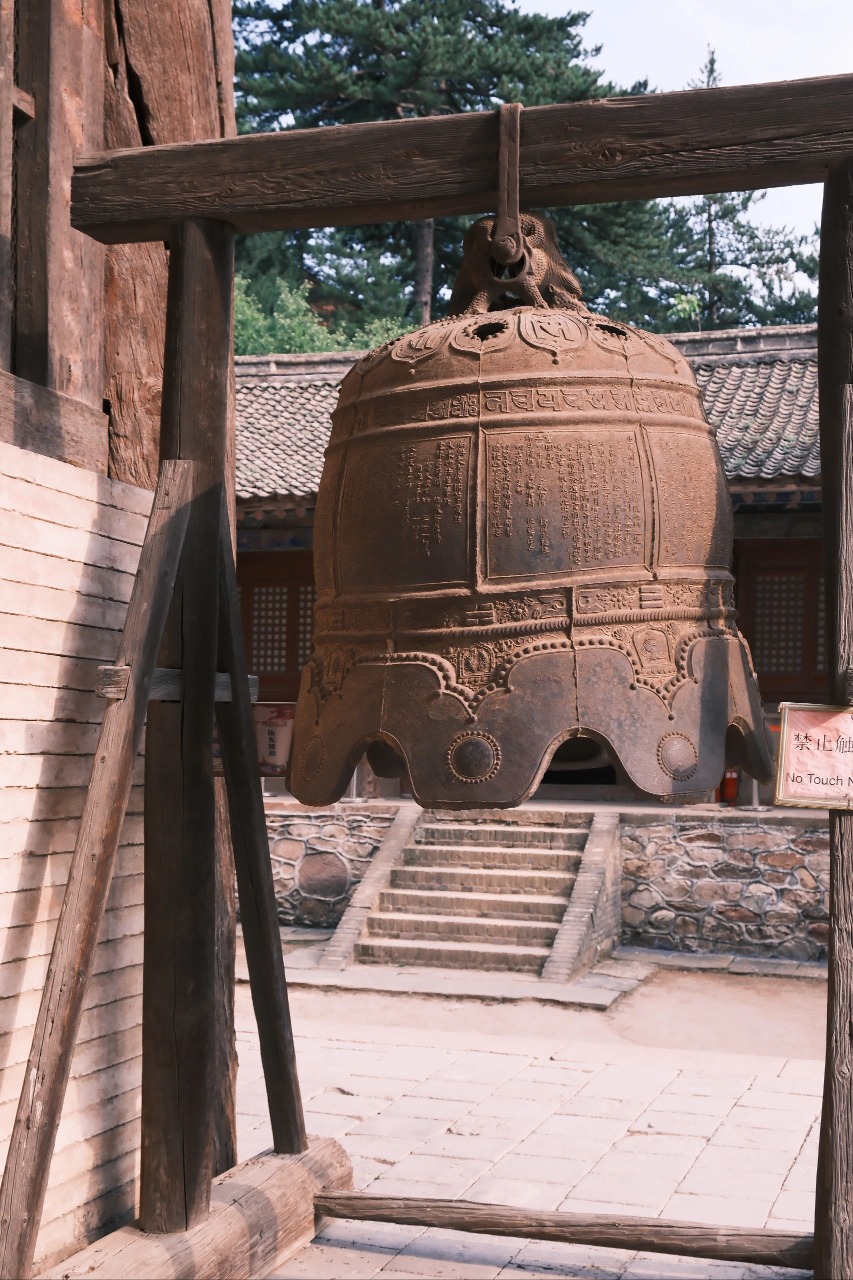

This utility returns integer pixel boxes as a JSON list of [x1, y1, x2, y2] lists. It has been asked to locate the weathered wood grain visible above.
[[95, 664, 258, 701], [216, 519, 307, 1154], [141, 219, 234, 1233], [0, 459, 192, 1280], [315, 1193, 813, 1269], [815, 158, 853, 1280], [39, 1141, 352, 1280], [0, 0, 14, 369], [73, 74, 853, 243], [15, 0, 104, 406], [0, 371, 108, 473], [103, 0, 237, 488]]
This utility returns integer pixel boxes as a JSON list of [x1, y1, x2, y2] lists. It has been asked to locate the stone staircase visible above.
[[354, 812, 591, 974]]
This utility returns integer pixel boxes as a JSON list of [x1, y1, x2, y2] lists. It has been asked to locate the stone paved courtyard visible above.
[[234, 968, 822, 1279]]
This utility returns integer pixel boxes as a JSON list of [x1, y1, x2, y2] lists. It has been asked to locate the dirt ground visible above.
[[288, 968, 827, 1061]]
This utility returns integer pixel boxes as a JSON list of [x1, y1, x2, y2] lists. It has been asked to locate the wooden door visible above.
[[236, 550, 316, 701], [734, 538, 828, 703]]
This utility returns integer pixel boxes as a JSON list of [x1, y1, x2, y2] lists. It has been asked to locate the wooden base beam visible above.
[[314, 1192, 813, 1270], [39, 1141, 353, 1280]]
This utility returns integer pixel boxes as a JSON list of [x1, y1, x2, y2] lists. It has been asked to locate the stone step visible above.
[[390, 865, 575, 896], [401, 842, 581, 871], [355, 936, 551, 973], [416, 823, 587, 850], [378, 887, 569, 922], [366, 911, 559, 946]]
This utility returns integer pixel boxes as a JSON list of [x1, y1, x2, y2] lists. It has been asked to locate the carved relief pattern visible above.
[[308, 578, 740, 713]]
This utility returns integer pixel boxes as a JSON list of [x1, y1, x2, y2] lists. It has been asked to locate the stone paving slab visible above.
[[232, 986, 817, 1280]]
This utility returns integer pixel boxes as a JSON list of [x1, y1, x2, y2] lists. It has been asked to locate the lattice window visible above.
[[752, 574, 804, 674], [297, 585, 316, 668], [251, 586, 289, 674], [816, 577, 826, 673]]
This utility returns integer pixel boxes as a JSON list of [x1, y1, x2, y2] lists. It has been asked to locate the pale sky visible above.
[[518, 0, 853, 239]]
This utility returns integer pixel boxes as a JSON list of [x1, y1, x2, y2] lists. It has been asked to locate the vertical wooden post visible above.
[[140, 218, 234, 1232], [815, 158, 853, 1279]]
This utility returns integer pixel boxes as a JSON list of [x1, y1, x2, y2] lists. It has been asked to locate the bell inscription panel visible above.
[[336, 435, 472, 590], [651, 434, 732, 569], [485, 430, 645, 579]]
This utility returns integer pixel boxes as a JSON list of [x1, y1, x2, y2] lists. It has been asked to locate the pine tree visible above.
[[656, 51, 818, 332], [232, 14, 818, 350], [233, 0, 670, 336]]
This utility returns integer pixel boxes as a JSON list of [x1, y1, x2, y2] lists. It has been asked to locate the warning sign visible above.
[[776, 702, 853, 809]]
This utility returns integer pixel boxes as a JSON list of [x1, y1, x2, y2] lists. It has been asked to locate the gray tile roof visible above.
[[235, 324, 819, 501]]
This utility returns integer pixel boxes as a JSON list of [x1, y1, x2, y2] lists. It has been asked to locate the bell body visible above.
[[289, 276, 773, 807]]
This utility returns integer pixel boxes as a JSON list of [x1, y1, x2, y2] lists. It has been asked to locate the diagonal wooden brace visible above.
[[215, 509, 307, 1154]]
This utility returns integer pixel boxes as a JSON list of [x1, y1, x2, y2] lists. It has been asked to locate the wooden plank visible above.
[[141, 219, 234, 1233], [0, 931, 143, 1006], [0, 470, 149, 545], [0, 459, 192, 1280], [0, 370, 108, 473], [0, 614, 125, 664], [0, 720, 105, 756], [0, 872, 143, 930], [0, 905, 143, 966], [72, 73, 853, 243], [814, 158, 853, 1278], [0, 553, 135, 606], [0, 509, 144, 574], [216, 520, 307, 1154], [40, 1142, 352, 1280], [0, 686, 120, 724], [0, 440, 152, 516], [0, 0, 14, 369], [14, 0, 104, 405], [315, 1193, 813, 1269], [95, 664, 258, 702], [0, 969, 142, 1045], [0, 579, 129, 631], [0, 788, 143, 830]]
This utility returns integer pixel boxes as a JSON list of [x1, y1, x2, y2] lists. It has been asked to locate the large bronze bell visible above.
[[288, 211, 774, 807]]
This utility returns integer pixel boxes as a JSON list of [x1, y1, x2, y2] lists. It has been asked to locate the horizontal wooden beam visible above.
[[95, 665, 259, 703], [72, 73, 853, 244], [314, 1192, 813, 1270], [42, 1142, 353, 1279], [0, 369, 108, 473]]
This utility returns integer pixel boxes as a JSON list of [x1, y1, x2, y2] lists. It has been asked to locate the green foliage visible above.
[[232, 11, 817, 347], [234, 275, 408, 354]]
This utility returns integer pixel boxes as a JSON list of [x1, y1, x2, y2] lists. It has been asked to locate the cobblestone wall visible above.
[[265, 803, 397, 927], [621, 814, 829, 960]]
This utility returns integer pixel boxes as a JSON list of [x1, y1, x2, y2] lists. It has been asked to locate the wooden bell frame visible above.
[[2, 72, 853, 1278]]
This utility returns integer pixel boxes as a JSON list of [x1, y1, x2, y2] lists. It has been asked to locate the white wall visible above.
[[0, 440, 152, 1269]]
